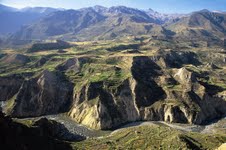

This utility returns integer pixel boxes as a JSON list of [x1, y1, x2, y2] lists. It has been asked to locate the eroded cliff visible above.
[[1, 49, 226, 130], [68, 51, 226, 129]]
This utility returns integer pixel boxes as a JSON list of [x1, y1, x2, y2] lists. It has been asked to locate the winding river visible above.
[[1, 101, 225, 138], [14, 114, 226, 138]]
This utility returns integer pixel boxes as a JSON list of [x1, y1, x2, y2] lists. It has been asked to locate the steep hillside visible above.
[[166, 10, 226, 43], [72, 124, 226, 150], [146, 8, 186, 24], [0, 111, 79, 150], [11, 8, 106, 40], [0, 4, 58, 35]]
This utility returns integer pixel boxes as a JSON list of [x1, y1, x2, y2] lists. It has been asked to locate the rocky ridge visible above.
[[5, 70, 73, 117], [68, 52, 226, 129]]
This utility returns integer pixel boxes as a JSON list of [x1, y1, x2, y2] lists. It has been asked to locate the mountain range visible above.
[[0, 4, 58, 35], [0, 4, 225, 46], [1, 4, 226, 150]]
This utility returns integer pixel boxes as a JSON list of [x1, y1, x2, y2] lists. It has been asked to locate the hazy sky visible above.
[[1, 0, 226, 13]]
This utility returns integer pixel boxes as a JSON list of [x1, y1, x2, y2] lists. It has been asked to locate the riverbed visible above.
[[14, 114, 226, 138]]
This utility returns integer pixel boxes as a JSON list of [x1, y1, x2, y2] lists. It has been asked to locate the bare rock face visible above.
[[173, 67, 198, 91], [69, 79, 140, 129], [217, 143, 226, 150], [9, 70, 73, 117], [69, 57, 169, 129], [131, 57, 167, 107]]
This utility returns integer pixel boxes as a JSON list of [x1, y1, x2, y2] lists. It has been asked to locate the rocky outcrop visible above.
[[33, 56, 49, 67], [0, 111, 74, 150], [33, 118, 85, 141], [69, 79, 140, 129], [69, 56, 226, 129], [205, 62, 221, 69], [56, 57, 91, 72], [56, 58, 80, 72], [154, 50, 201, 68], [1, 54, 30, 64], [0, 75, 24, 101], [9, 70, 73, 117]]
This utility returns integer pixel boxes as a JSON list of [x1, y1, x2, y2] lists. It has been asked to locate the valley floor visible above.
[[15, 114, 226, 136], [13, 114, 226, 150]]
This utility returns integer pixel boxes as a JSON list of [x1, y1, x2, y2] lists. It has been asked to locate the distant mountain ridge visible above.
[[20, 7, 60, 14], [0, 4, 18, 12], [0, 4, 225, 45], [167, 10, 226, 42], [7, 5, 185, 41], [0, 4, 59, 35]]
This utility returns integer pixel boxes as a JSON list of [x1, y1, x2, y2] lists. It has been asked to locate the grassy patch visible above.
[[72, 125, 225, 150], [13, 119, 34, 127], [4, 95, 17, 114]]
